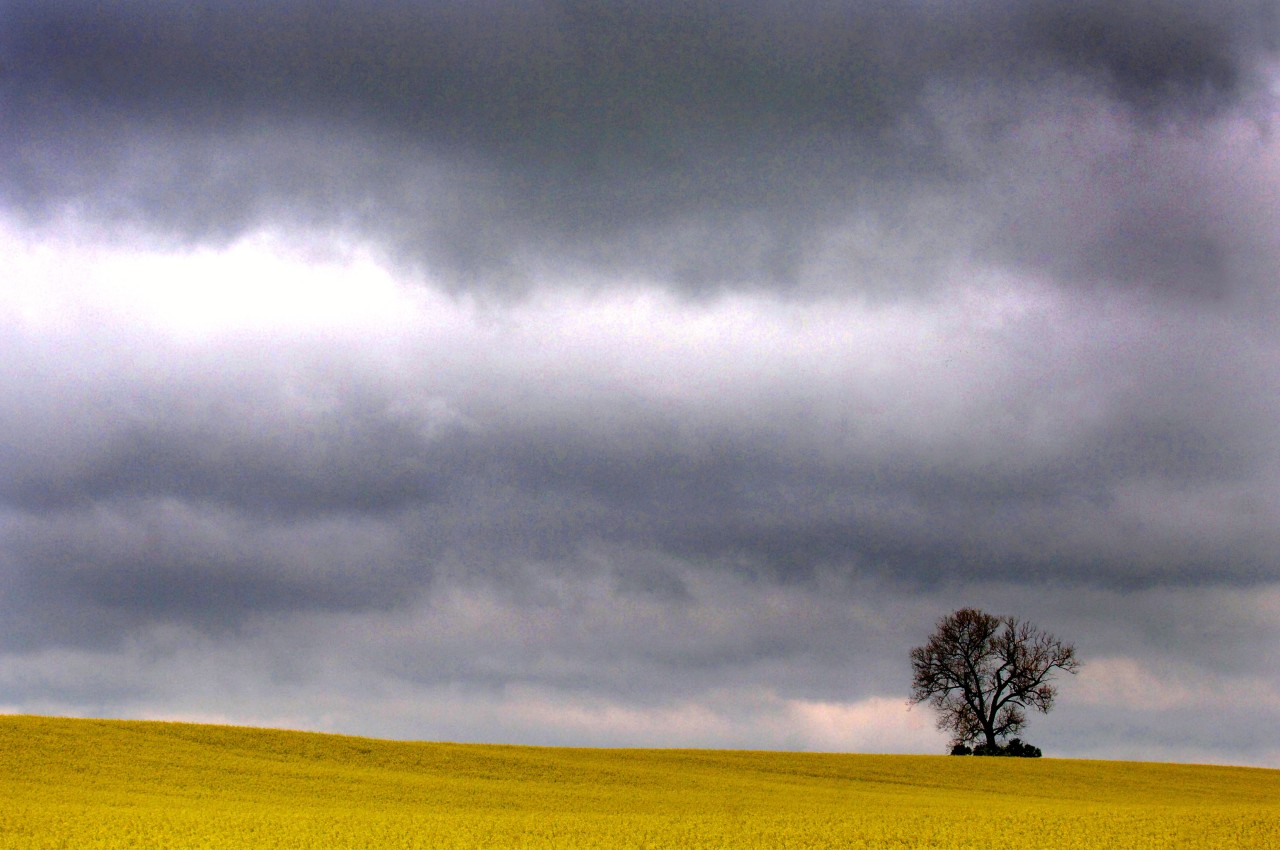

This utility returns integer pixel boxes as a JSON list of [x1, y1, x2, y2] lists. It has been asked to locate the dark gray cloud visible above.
[[3, 0, 1276, 292]]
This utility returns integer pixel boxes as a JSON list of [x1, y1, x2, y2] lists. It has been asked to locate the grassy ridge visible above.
[[1, 714, 1277, 848]]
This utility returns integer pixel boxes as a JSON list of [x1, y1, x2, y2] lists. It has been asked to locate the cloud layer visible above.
[[2, 1, 1279, 764]]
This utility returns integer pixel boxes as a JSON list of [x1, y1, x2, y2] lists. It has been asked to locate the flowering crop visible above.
[[0, 715, 1276, 849]]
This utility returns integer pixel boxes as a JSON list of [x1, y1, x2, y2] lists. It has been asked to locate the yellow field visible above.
[[0, 715, 1276, 849]]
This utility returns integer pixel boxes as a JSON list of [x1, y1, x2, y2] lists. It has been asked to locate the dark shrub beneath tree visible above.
[[965, 738, 1042, 757]]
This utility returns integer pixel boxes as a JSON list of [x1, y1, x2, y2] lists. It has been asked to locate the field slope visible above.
[[0, 714, 1277, 848]]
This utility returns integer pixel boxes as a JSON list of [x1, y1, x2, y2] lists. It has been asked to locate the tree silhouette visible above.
[[910, 608, 1079, 752]]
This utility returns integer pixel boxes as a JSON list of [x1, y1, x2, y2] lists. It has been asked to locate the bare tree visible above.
[[910, 608, 1079, 752]]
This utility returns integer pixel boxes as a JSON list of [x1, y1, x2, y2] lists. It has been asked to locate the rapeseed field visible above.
[[0, 714, 1276, 848]]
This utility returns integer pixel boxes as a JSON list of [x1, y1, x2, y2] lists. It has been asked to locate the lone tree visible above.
[[910, 608, 1079, 753]]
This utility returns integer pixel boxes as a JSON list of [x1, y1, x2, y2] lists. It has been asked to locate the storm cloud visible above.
[[1, 1, 1279, 764]]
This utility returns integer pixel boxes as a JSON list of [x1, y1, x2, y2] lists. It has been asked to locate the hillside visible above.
[[1, 714, 1276, 848]]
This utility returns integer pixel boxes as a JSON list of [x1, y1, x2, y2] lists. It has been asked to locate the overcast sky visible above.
[[2, 0, 1280, 766]]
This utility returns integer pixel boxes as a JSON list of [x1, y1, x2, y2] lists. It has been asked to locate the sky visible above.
[[1, 0, 1279, 767]]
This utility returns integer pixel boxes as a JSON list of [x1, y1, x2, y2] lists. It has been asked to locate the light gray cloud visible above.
[[2, 274, 1278, 647]]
